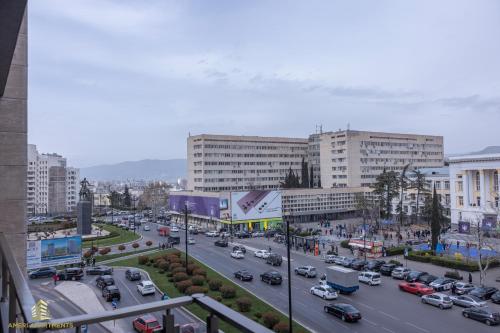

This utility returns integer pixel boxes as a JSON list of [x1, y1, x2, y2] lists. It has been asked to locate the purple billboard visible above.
[[169, 195, 219, 218], [458, 221, 470, 234], [482, 215, 497, 231]]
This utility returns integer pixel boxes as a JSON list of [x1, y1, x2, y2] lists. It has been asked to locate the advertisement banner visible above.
[[169, 195, 220, 218], [458, 221, 470, 234], [231, 190, 282, 222], [482, 215, 497, 231], [27, 236, 82, 270]]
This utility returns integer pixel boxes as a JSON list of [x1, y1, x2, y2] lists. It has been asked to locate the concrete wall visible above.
[[0, 12, 27, 270]]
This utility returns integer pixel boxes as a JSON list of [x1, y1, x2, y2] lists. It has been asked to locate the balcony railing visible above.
[[0, 233, 273, 333]]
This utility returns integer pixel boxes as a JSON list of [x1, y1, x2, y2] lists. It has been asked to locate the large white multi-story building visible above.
[[27, 144, 80, 215], [317, 130, 444, 188], [449, 148, 500, 227], [187, 134, 308, 192]]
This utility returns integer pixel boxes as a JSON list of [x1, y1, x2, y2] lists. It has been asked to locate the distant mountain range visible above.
[[80, 159, 186, 182]]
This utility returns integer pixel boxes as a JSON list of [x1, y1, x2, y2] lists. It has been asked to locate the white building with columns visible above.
[[449, 148, 500, 227]]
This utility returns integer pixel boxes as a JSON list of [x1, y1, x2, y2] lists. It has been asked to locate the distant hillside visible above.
[[80, 159, 186, 182]]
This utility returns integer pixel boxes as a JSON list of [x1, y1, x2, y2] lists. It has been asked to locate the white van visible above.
[[358, 271, 381, 286]]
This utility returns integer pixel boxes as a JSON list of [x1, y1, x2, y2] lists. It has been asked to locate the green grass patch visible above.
[[83, 224, 140, 248], [109, 250, 310, 333], [95, 248, 157, 263]]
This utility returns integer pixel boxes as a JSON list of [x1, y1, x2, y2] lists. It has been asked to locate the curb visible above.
[[98, 249, 160, 265], [83, 235, 144, 251]]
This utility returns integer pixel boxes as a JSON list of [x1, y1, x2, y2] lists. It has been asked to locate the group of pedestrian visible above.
[[159, 242, 173, 250]]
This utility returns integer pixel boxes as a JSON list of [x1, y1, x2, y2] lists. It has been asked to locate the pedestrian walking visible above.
[[162, 243, 165, 250], [92, 257, 96, 267], [53, 273, 58, 286], [468, 272, 472, 284], [451, 283, 456, 294]]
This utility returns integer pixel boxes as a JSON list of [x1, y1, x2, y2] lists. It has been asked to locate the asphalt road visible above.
[[140, 224, 500, 333]]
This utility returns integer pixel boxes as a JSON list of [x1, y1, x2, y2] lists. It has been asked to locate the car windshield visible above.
[[372, 274, 380, 279], [432, 278, 444, 284], [147, 321, 159, 328], [442, 296, 451, 301], [325, 287, 334, 293], [341, 305, 358, 312]]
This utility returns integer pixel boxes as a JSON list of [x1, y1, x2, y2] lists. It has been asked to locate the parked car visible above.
[[143, 225, 151, 231], [405, 271, 428, 282], [379, 263, 398, 276], [96, 275, 115, 289], [429, 278, 455, 291], [86, 265, 113, 276], [252, 231, 265, 237], [340, 258, 356, 268], [102, 285, 121, 302], [254, 250, 271, 259], [132, 314, 163, 332], [29, 267, 56, 279], [365, 260, 386, 272], [323, 303, 362, 322], [469, 286, 499, 300], [220, 231, 230, 238], [231, 250, 245, 259], [214, 239, 228, 247], [266, 253, 283, 266], [350, 259, 368, 271], [260, 271, 283, 285], [358, 271, 381, 286], [125, 269, 141, 281], [137, 280, 156, 296], [450, 295, 487, 308], [324, 255, 338, 264], [391, 267, 411, 279], [295, 266, 317, 278], [236, 231, 251, 239], [205, 231, 218, 237], [398, 282, 434, 296], [232, 245, 246, 254], [421, 293, 453, 309], [310, 285, 338, 300], [417, 274, 438, 285], [333, 256, 347, 265], [58, 268, 84, 281], [234, 270, 253, 281], [462, 307, 500, 326], [454, 282, 476, 295], [491, 291, 500, 304]]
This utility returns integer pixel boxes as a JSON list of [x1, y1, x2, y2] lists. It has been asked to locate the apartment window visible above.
[[435, 181, 441, 190], [475, 171, 480, 191], [444, 181, 450, 190], [476, 197, 480, 206], [458, 196, 463, 206], [457, 181, 463, 192], [445, 194, 450, 205]]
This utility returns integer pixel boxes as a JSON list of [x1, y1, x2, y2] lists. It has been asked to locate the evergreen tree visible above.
[[410, 169, 429, 225], [309, 165, 314, 188], [300, 158, 309, 188], [430, 185, 441, 251], [370, 169, 399, 219], [318, 177, 321, 188], [123, 185, 132, 208]]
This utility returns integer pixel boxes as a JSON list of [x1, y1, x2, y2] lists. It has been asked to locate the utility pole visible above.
[[286, 209, 293, 333], [184, 203, 189, 269]]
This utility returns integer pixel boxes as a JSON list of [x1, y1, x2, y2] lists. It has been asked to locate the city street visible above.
[[140, 223, 500, 333]]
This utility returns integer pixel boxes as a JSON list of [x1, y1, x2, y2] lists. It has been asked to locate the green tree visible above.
[[309, 165, 314, 188], [430, 185, 442, 251], [281, 167, 301, 189], [123, 185, 131, 208], [107, 191, 123, 208], [409, 169, 429, 225], [300, 158, 309, 188], [371, 169, 399, 219], [396, 164, 411, 227]]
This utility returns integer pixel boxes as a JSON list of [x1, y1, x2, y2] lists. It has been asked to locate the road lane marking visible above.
[[378, 311, 399, 321], [363, 318, 378, 326], [357, 302, 375, 310], [405, 322, 430, 333], [381, 327, 396, 333]]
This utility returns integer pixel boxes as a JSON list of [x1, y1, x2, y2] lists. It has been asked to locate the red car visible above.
[[399, 282, 434, 296], [132, 315, 162, 333]]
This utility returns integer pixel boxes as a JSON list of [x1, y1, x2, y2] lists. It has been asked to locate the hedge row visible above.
[[407, 250, 500, 272], [340, 240, 350, 248], [385, 246, 407, 256]]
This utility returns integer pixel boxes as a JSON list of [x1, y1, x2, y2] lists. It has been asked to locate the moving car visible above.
[[58, 268, 84, 281], [379, 263, 398, 276], [421, 293, 453, 309], [398, 282, 434, 296], [234, 270, 253, 281], [29, 267, 56, 279], [231, 250, 245, 259], [143, 225, 151, 231], [205, 231, 218, 237], [454, 282, 476, 295], [429, 278, 455, 291], [260, 271, 282, 285], [365, 260, 386, 272], [132, 314, 163, 332], [137, 280, 156, 296], [417, 274, 438, 285], [96, 275, 115, 289], [252, 231, 265, 237], [125, 269, 141, 281], [358, 272, 381, 286], [102, 285, 121, 302], [295, 266, 317, 278], [405, 271, 427, 282], [187, 238, 196, 245], [391, 267, 411, 279], [469, 286, 499, 300], [323, 303, 361, 322], [450, 295, 487, 308], [254, 250, 271, 259], [333, 256, 347, 265], [310, 285, 338, 300], [491, 291, 500, 304], [324, 255, 338, 264], [266, 253, 283, 266], [232, 245, 246, 254], [462, 307, 500, 326], [236, 231, 251, 239], [86, 265, 113, 276], [214, 239, 228, 247]]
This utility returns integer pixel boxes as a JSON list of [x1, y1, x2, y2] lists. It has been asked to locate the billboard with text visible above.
[[27, 236, 82, 270], [169, 195, 220, 218], [231, 190, 282, 222]]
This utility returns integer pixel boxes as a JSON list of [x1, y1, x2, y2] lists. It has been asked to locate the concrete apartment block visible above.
[[0, 10, 27, 271]]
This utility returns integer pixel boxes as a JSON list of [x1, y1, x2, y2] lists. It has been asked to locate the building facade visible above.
[[318, 130, 444, 188], [187, 134, 308, 192], [449, 150, 500, 227], [27, 144, 80, 215]]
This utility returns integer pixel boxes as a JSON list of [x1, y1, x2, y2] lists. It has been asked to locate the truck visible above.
[[158, 226, 170, 237], [324, 266, 359, 294]]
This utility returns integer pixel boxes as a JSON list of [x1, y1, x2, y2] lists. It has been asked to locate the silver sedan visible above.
[[450, 295, 487, 308]]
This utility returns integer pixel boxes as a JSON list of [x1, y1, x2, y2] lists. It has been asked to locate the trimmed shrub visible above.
[[209, 279, 223, 291], [192, 268, 207, 277], [173, 272, 189, 282], [340, 240, 350, 249], [187, 264, 200, 275], [145, 240, 153, 247], [146, 262, 152, 266], [176, 280, 193, 293], [236, 297, 252, 312], [118, 244, 126, 252], [138, 255, 149, 265], [389, 259, 402, 266], [83, 250, 92, 258], [191, 275, 205, 286], [185, 286, 208, 295], [149, 258, 156, 264], [168, 256, 181, 264], [445, 270, 463, 280], [220, 285, 236, 299], [255, 312, 262, 319], [262, 312, 280, 329], [159, 261, 169, 271], [385, 246, 407, 256], [172, 267, 187, 275], [169, 263, 183, 271], [132, 242, 140, 249], [215, 296, 222, 302], [273, 322, 290, 333]]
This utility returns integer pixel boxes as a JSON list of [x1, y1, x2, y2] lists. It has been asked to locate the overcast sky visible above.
[[28, 0, 500, 167]]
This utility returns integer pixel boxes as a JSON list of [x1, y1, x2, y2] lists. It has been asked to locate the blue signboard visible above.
[[27, 235, 82, 270]]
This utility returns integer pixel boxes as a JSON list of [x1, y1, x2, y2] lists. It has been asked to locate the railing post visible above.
[[74, 325, 81, 333], [1, 253, 7, 302], [206, 314, 219, 333], [162, 309, 175, 333], [8, 274, 17, 333]]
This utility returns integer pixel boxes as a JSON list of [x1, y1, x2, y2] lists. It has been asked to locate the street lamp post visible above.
[[285, 209, 293, 333], [184, 203, 189, 269]]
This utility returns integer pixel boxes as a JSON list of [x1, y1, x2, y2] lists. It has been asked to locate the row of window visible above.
[[198, 144, 307, 152], [200, 153, 306, 158]]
